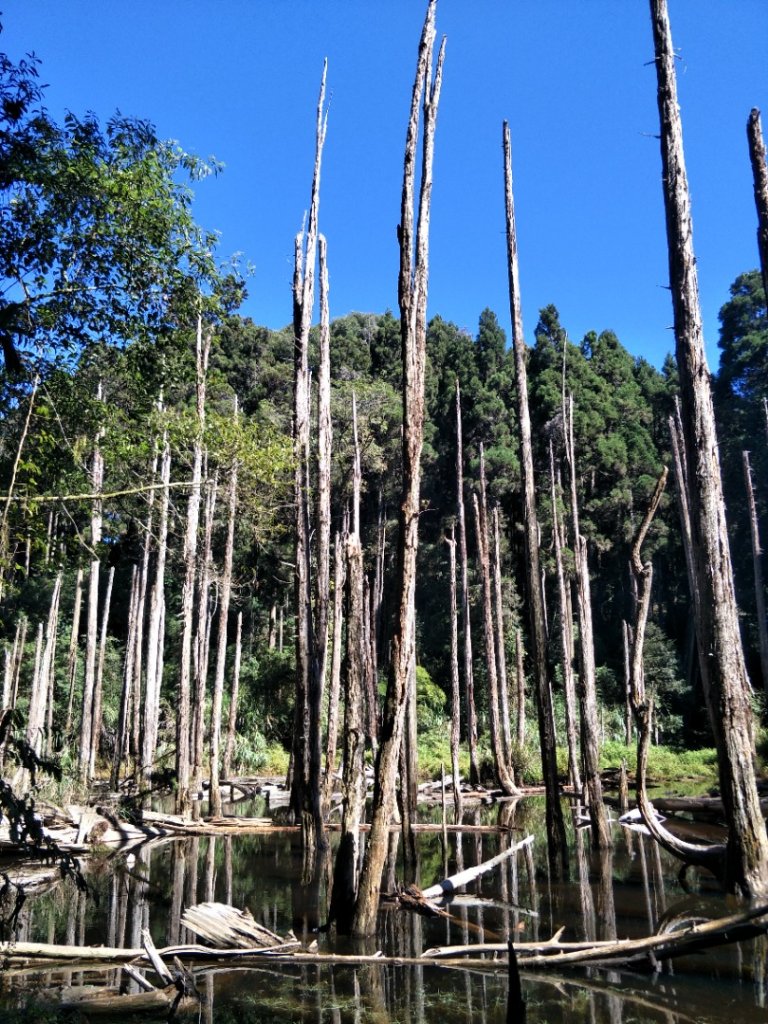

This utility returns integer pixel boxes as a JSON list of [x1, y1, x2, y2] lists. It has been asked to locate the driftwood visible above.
[[2, 904, 766, 974], [181, 901, 297, 950], [422, 833, 534, 899]]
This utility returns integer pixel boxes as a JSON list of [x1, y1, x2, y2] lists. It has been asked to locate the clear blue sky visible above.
[[4, 1, 766, 369]]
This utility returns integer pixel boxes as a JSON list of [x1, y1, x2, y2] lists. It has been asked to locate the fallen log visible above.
[[181, 902, 297, 950], [421, 833, 534, 899]]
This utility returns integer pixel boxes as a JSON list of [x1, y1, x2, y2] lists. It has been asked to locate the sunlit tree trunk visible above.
[[455, 379, 480, 785], [65, 570, 82, 738], [210, 418, 239, 818], [290, 64, 329, 860], [564, 395, 611, 848], [79, 384, 104, 784], [492, 506, 513, 765], [191, 466, 217, 818], [142, 427, 170, 791], [747, 108, 768, 300], [112, 564, 139, 788], [650, 0, 768, 896], [29, 573, 61, 760], [503, 120, 568, 876], [445, 525, 463, 821], [176, 319, 210, 815], [89, 563, 114, 775], [515, 628, 525, 748], [352, 1, 445, 936], [322, 522, 347, 814], [222, 611, 242, 781]]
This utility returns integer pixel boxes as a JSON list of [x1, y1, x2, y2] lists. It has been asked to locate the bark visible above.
[[747, 108, 768, 300], [142, 428, 170, 789], [322, 523, 347, 814], [79, 385, 104, 784], [445, 526, 463, 822], [515, 628, 525, 748], [492, 506, 513, 763], [315, 234, 333, 705], [222, 611, 243, 781], [90, 563, 115, 774], [455, 379, 480, 784], [64, 570, 82, 737], [503, 120, 568, 876], [28, 573, 62, 759], [650, 0, 768, 896], [743, 451, 768, 698], [549, 445, 581, 795], [352, 1, 445, 936], [473, 450, 517, 795], [192, 468, 217, 819], [290, 63, 329, 859], [564, 396, 610, 848], [329, 401, 366, 932], [210, 417, 239, 818], [176, 319, 210, 815], [622, 620, 633, 746]]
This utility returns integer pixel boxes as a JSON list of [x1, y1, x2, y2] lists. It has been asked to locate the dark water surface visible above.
[[2, 794, 767, 1022]]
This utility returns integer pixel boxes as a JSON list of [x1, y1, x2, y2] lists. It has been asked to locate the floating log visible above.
[[181, 902, 296, 950], [421, 834, 534, 899]]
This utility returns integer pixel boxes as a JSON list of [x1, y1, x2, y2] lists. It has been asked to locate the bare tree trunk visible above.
[[142, 428, 170, 790], [65, 570, 83, 738], [515, 628, 525, 747], [503, 120, 568, 877], [564, 395, 610, 848], [90, 563, 115, 775], [473, 449, 517, 795], [743, 451, 768, 698], [0, 377, 38, 605], [29, 573, 62, 759], [112, 564, 139, 788], [747, 108, 768, 300], [176, 319, 210, 815], [79, 385, 104, 784], [329, 401, 366, 933], [549, 444, 581, 796], [352, 1, 445, 936], [622, 620, 633, 746], [315, 234, 333, 709], [222, 611, 242, 781], [290, 64, 329, 860], [191, 467, 217, 818], [322, 523, 347, 814], [650, 0, 768, 896], [445, 526, 463, 822], [492, 506, 513, 764], [455, 379, 480, 785], [210, 417, 239, 818]]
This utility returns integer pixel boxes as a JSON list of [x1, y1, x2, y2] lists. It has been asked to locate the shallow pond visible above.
[[2, 794, 767, 1022]]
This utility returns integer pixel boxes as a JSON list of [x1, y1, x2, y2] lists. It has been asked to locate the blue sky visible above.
[[4, 2, 766, 369]]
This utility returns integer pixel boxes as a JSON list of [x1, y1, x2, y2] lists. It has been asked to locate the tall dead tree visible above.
[[473, 448, 517, 794], [650, 0, 768, 896], [503, 120, 568, 876], [352, 0, 445, 936], [455, 379, 480, 784], [492, 505, 514, 763], [322, 521, 347, 814], [222, 610, 242, 782], [747, 108, 768, 300], [743, 451, 768, 699], [564, 395, 611, 848], [290, 63, 329, 859], [445, 525, 463, 821], [176, 318, 210, 816]]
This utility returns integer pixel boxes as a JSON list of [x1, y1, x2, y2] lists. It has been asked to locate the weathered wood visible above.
[[445, 527, 463, 822], [421, 834, 534, 899], [503, 119, 568, 877], [650, 0, 768, 897], [353, 0, 445, 937], [743, 450, 768, 699], [747, 107, 768, 300], [180, 902, 290, 950]]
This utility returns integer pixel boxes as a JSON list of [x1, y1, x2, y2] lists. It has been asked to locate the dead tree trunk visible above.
[[743, 451, 768, 699], [503, 120, 568, 877], [176, 319, 210, 816], [473, 449, 517, 794], [113, 564, 139, 788], [65, 569, 83, 738], [79, 385, 104, 784], [549, 444, 581, 796], [329, 400, 366, 933], [650, 0, 768, 896], [747, 108, 768, 300], [455, 379, 480, 785], [192, 467, 217, 819], [492, 506, 513, 764], [515, 628, 525, 747], [445, 526, 463, 822], [142, 427, 170, 790], [322, 522, 347, 814], [90, 563, 115, 775], [210, 413, 239, 818], [28, 573, 61, 759], [222, 611, 242, 782], [564, 396, 610, 848], [315, 234, 333, 711], [352, 1, 445, 936], [289, 64, 329, 860]]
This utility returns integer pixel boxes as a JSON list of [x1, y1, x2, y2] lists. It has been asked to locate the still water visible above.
[[2, 795, 767, 1022]]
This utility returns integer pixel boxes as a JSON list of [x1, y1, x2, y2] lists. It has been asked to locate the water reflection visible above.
[[1, 797, 767, 1022]]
